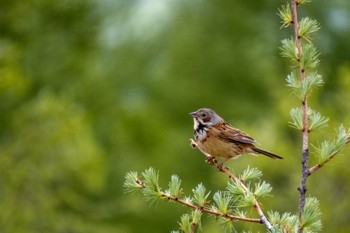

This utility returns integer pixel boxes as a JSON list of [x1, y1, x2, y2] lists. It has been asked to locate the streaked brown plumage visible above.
[[190, 108, 282, 164]]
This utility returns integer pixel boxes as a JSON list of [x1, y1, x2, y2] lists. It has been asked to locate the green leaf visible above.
[[192, 183, 210, 207]]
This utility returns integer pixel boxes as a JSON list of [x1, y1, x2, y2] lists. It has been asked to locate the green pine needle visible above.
[[142, 187, 163, 205], [267, 211, 298, 232], [300, 43, 320, 70], [142, 167, 160, 191], [227, 180, 245, 197], [123, 171, 144, 194], [303, 72, 324, 97], [278, 3, 292, 28], [289, 107, 328, 132], [178, 211, 202, 233], [167, 175, 183, 198], [286, 71, 302, 99], [301, 197, 322, 232], [287, 71, 324, 100], [280, 38, 299, 64], [297, 0, 311, 5], [238, 191, 255, 208], [314, 125, 350, 163], [233, 209, 248, 219], [217, 217, 234, 233], [254, 181, 272, 198], [139, 168, 163, 205], [192, 183, 211, 207], [289, 107, 303, 130], [179, 214, 192, 233], [286, 71, 300, 89], [239, 166, 263, 182], [309, 110, 328, 131], [299, 17, 320, 42], [227, 180, 254, 207], [213, 191, 232, 215], [183, 196, 194, 205], [191, 209, 202, 225]]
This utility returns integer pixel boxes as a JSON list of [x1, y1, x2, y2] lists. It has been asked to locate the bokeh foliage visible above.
[[0, 0, 350, 232]]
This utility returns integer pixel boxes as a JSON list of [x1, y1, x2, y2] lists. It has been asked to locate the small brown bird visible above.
[[189, 108, 282, 165]]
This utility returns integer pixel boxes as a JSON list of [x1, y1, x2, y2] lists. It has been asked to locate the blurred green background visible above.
[[1, 0, 350, 232]]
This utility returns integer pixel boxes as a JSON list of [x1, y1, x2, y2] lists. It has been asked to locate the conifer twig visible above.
[[209, 158, 273, 231], [190, 139, 273, 231], [308, 133, 350, 175], [190, 223, 196, 233], [130, 174, 262, 224], [290, 1, 309, 232], [307, 154, 336, 176]]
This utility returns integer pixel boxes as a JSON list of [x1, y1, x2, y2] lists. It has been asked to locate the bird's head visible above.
[[189, 108, 224, 127]]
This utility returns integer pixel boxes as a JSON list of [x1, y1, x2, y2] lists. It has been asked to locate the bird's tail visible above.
[[252, 147, 283, 160]]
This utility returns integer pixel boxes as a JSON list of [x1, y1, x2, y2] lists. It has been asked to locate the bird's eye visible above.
[[201, 113, 207, 118]]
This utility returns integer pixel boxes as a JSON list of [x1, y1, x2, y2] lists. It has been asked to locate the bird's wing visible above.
[[217, 123, 256, 144]]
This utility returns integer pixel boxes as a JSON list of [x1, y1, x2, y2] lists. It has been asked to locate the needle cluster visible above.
[[279, 0, 349, 232], [124, 167, 273, 233]]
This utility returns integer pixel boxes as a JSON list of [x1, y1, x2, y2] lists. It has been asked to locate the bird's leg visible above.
[[217, 158, 230, 171], [206, 155, 217, 165]]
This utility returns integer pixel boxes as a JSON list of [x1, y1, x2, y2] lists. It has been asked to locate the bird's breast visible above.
[[194, 125, 246, 159], [194, 124, 208, 141]]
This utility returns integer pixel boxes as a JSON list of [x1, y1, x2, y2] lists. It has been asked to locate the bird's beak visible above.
[[189, 112, 197, 118]]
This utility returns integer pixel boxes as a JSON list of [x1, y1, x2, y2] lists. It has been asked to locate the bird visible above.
[[189, 108, 283, 166]]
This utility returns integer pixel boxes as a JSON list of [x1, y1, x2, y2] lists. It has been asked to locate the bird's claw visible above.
[[216, 163, 227, 172], [206, 156, 216, 165]]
